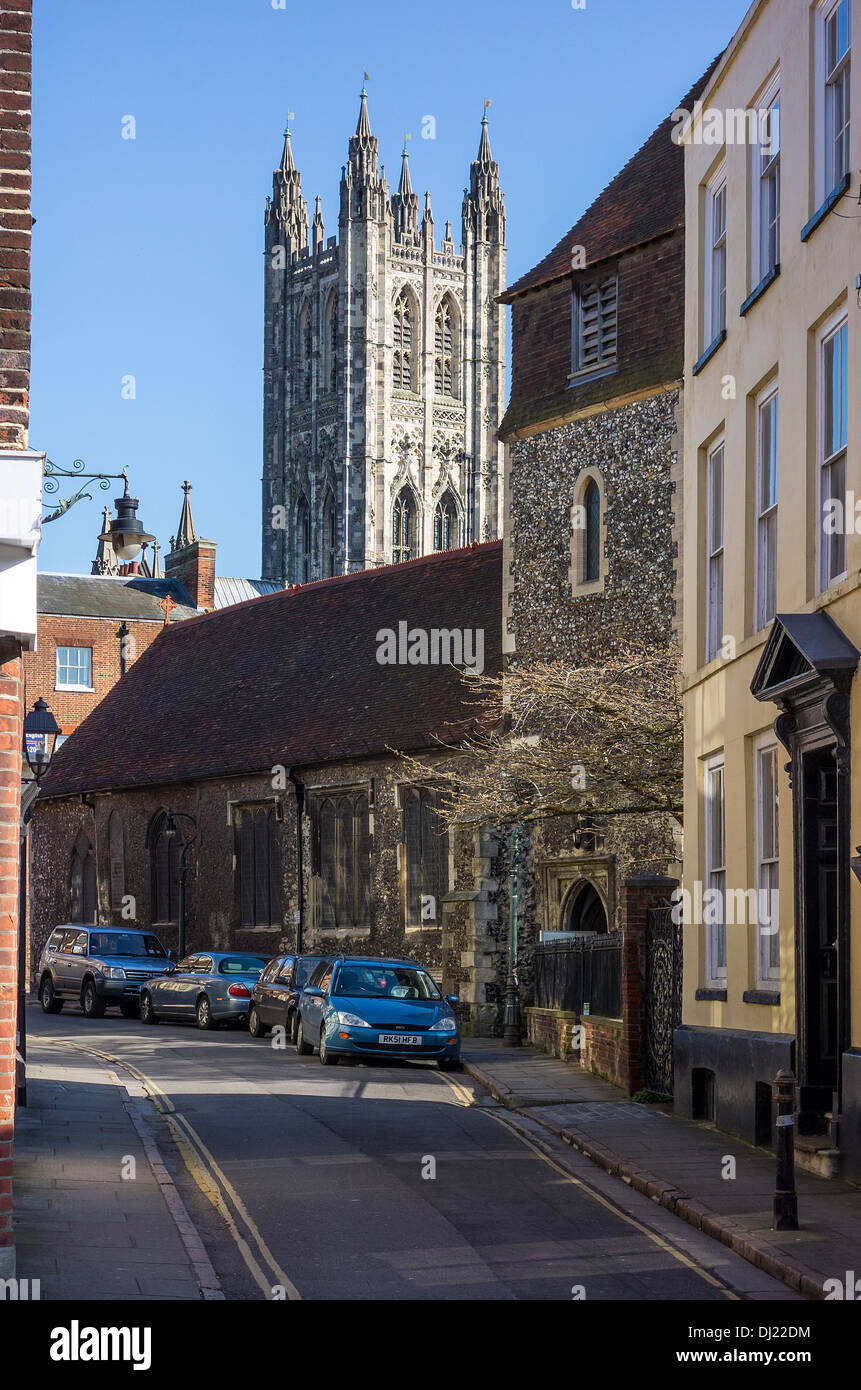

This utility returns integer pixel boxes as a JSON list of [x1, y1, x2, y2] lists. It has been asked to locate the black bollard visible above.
[[773, 1068, 799, 1231]]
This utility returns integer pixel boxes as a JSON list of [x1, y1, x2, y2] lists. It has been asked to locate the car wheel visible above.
[[437, 1058, 462, 1072], [140, 991, 159, 1025], [196, 995, 216, 1031], [119, 1001, 139, 1019], [40, 976, 63, 1014], [248, 1005, 268, 1038], [295, 1018, 313, 1056], [287, 1009, 298, 1045], [81, 980, 106, 1019], [319, 1030, 339, 1066]]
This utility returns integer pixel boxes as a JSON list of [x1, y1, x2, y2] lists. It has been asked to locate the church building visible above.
[[262, 89, 506, 583]]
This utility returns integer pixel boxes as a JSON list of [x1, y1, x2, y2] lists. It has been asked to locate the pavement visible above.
[[13, 1007, 800, 1302], [461, 1039, 861, 1300], [13, 1031, 222, 1300]]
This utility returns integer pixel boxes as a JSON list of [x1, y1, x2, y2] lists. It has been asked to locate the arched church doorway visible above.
[[565, 881, 608, 934]]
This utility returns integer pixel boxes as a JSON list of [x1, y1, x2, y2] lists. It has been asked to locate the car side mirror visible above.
[[446, 994, 459, 1005], [304, 986, 323, 998]]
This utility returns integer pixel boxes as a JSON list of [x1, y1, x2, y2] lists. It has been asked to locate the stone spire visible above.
[[150, 537, 162, 579], [463, 105, 505, 244], [312, 194, 325, 254], [138, 541, 152, 578], [92, 506, 119, 576], [270, 114, 309, 254], [347, 79, 379, 181], [392, 142, 418, 243], [175, 480, 198, 550]]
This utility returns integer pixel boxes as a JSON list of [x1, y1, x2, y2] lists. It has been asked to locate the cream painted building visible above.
[[677, 0, 861, 1175]]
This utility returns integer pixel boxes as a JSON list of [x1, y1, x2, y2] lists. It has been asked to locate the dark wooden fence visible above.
[[533, 935, 622, 1018]]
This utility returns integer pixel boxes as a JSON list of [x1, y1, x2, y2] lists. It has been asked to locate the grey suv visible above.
[[37, 925, 175, 1019]]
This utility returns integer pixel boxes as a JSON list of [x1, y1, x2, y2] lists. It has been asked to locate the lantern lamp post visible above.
[[19, 698, 61, 1107]]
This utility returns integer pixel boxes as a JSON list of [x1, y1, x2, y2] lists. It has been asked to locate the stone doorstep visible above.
[[461, 1056, 835, 1301], [794, 1136, 842, 1180]]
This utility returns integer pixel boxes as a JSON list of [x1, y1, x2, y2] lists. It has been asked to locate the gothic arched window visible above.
[[583, 478, 601, 584], [149, 813, 180, 925], [70, 829, 97, 924], [322, 490, 336, 578], [297, 302, 312, 402], [393, 290, 415, 391], [393, 489, 416, 563], [434, 296, 459, 398], [434, 491, 459, 552], [325, 293, 338, 394], [296, 496, 311, 582]]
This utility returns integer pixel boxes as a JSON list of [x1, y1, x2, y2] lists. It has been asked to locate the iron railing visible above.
[[533, 935, 622, 1018]]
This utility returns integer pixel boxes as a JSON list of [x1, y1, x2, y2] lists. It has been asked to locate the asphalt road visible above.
[[28, 1008, 800, 1302]]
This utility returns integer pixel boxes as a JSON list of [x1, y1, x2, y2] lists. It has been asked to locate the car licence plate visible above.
[[378, 1033, 421, 1046]]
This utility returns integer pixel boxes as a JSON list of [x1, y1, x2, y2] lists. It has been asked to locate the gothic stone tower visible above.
[[262, 90, 506, 583]]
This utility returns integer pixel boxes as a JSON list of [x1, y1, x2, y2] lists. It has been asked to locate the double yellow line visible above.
[[434, 1068, 738, 1299], [46, 1038, 300, 1301]]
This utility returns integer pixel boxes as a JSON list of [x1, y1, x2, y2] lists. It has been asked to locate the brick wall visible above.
[[0, 0, 31, 450], [165, 541, 216, 611], [23, 615, 169, 736], [0, 0, 32, 1280]]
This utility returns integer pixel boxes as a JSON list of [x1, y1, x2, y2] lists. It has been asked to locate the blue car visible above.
[[295, 956, 461, 1069]]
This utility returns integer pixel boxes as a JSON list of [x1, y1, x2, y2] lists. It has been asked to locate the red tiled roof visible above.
[[501, 58, 723, 303], [41, 542, 502, 798]]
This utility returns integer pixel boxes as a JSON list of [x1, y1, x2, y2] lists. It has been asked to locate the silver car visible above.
[[139, 951, 268, 1030]]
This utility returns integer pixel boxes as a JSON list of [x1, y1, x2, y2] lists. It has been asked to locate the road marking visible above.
[[43, 1036, 301, 1301], [433, 1069, 739, 1299]]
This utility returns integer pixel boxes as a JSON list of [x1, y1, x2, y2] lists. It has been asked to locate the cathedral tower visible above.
[[262, 92, 506, 584]]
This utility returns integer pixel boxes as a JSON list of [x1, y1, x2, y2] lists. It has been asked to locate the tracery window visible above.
[[434, 296, 458, 397], [393, 489, 416, 563], [310, 792, 371, 931], [403, 788, 448, 927], [433, 491, 459, 552], [393, 291, 415, 391]]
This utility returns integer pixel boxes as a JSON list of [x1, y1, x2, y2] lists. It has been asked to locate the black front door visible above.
[[800, 746, 840, 1121]]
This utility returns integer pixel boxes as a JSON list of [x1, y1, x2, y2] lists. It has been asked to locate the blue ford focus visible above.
[[295, 956, 461, 1069]]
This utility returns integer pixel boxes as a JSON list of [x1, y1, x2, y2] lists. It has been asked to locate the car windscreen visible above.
[[332, 965, 442, 1001], [218, 956, 268, 975], [89, 933, 167, 958]]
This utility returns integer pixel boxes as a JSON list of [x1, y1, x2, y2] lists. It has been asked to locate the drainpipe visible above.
[[287, 771, 305, 953]]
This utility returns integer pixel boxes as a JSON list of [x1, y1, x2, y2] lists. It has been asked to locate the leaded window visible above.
[[393, 291, 415, 391], [310, 792, 371, 931], [583, 479, 601, 583], [434, 492, 458, 552], [235, 806, 282, 929], [393, 489, 415, 563], [403, 788, 448, 927]]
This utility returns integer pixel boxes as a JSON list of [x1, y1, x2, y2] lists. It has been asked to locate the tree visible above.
[[394, 642, 683, 830]]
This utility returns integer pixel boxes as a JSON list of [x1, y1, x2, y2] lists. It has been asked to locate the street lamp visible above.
[[97, 474, 155, 563], [23, 697, 61, 786], [164, 810, 198, 959], [19, 698, 61, 1108]]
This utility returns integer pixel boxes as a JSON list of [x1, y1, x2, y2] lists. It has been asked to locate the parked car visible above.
[[139, 951, 268, 1030], [294, 955, 461, 1069], [37, 925, 174, 1019], [248, 953, 336, 1042]]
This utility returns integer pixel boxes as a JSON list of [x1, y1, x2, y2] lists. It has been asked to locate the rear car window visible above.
[[218, 956, 268, 975]]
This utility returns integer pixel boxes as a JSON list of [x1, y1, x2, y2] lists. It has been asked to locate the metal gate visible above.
[[645, 900, 683, 1095]]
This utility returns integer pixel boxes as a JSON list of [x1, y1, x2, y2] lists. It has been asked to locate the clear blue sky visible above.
[[31, 0, 750, 581]]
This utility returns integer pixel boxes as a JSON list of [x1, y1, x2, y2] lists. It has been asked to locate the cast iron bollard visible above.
[[773, 1068, 799, 1231]]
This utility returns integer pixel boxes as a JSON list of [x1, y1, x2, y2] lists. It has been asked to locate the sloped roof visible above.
[[38, 574, 198, 622], [41, 542, 502, 799], [501, 58, 723, 304]]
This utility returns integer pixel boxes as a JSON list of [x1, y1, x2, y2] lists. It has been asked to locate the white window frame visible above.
[[571, 275, 618, 377], [704, 753, 727, 989], [754, 735, 780, 988], [55, 645, 94, 692], [703, 166, 727, 349], [706, 439, 725, 663], [755, 385, 779, 631], [750, 81, 780, 288], [818, 312, 849, 593], [816, 0, 852, 204]]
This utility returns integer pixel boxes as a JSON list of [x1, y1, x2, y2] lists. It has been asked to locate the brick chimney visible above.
[[163, 481, 217, 610]]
